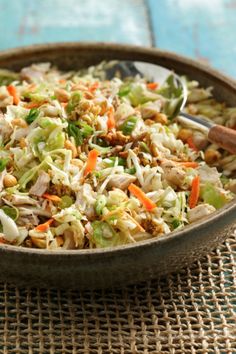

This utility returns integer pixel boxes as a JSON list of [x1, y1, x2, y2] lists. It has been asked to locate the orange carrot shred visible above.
[[84, 149, 99, 177], [189, 175, 200, 209], [7, 85, 20, 105], [177, 161, 199, 168], [146, 82, 158, 90], [24, 101, 44, 109], [61, 102, 68, 108], [187, 136, 198, 152], [35, 219, 54, 232], [42, 194, 62, 202], [128, 183, 156, 211], [107, 107, 116, 130], [89, 81, 99, 92]]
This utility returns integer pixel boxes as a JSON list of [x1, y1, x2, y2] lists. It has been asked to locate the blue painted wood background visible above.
[[0, 0, 235, 77]]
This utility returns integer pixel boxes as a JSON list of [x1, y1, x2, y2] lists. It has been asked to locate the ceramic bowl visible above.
[[0, 43, 235, 289]]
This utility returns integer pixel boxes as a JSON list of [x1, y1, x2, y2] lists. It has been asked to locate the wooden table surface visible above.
[[0, 0, 235, 77]]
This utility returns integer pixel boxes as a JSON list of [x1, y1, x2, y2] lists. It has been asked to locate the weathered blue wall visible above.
[[0, 0, 235, 77]]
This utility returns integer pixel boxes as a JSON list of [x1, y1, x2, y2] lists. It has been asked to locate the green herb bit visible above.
[[95, 195, 107, 216], [67, 122, 83, 146], [59, 195, 73, 209], [118, 83, 131, 97], [79, 122, 94, 138], [140, 142, 150, 153], [172, 219, 181, 229], [121, 116, 137, 135], [2, 206, 19, 220], [0, 158, 9, 172], [106, 157, 126, 167], [25, 108, 40, 125], [66, 91, 82, 114], [124, 167, 136, 175]]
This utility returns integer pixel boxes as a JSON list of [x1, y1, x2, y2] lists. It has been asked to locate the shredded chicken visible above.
[[29, 171, 50, 196], [188, 204, 216, 223]]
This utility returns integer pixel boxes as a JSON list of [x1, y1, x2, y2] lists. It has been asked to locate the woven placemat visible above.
[[0, 232, 236, 354]]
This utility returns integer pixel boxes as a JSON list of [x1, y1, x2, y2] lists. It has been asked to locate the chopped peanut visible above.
[[177, 128, 193, 143], [31, 237, 46, 249], [54, 88, 70, 102], [12, 118, 28, 128], [3, 174, 17, 188], [64, 140, 78, 158], [205, 149, 221, 165], [144, 119, 154, 126], [153, 112, 168, 125], [19, 137, 27, 148]]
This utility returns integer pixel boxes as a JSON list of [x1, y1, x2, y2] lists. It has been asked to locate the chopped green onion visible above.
[[125, 167, 136, 175], [172, 219, 181, 229], [105, 157, 126, 167], [118, 83, 131, 97], [220, 175, 229, 186], [79, 122, 94, 138], [95, 195, 107, 216], [66, 91, 82, 114], [59, 196, 73, 209], [1, 206, 19, 221], [121, 116, 137, 135], [140, 142, 150, 153], [68, 122, 83, 146], [0, 158, 9, 172], [25, 108, 40, 125]]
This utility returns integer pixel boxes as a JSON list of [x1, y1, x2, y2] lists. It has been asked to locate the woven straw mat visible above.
[[0, 231, 236, 354]]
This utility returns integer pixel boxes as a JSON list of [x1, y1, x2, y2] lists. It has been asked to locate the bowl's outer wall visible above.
[[0, 43, 235, 289]]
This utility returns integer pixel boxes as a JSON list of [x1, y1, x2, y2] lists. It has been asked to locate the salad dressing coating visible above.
[[0, 62, 235, 249]]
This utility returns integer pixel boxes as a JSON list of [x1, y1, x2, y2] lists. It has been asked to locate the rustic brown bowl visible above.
[[0, 43, 235, 289]]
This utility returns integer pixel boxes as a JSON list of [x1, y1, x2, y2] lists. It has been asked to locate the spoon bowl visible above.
[[103, 60, 236, 153]]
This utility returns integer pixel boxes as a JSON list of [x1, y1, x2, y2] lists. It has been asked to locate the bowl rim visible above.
[[0, 41, 235, 257]]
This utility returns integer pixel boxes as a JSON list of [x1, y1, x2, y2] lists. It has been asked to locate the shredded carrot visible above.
[[89, 81, 99, 92], [84, 149, 99, 177], [7, 85, 20, 105], [61, 102, 68, 108], [59, 79, 66, 84], [187, 136, 198, 152], [146, 82, 158, 90], [107, 107, 116, 130], [35, 219, 54, 232], [24, 101, 44, 109], [128, 183, 156, 211], [189, 175, 200, 209], [42, 194, 62, 202], [177, 161, 199, 168]]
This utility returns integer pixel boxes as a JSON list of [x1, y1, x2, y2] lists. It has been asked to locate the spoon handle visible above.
[[179, 112, 236, 154], [208, 125, 236, 154]]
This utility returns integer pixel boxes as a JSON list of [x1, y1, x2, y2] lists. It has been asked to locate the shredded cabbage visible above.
[[0, 61, 234, 249]]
